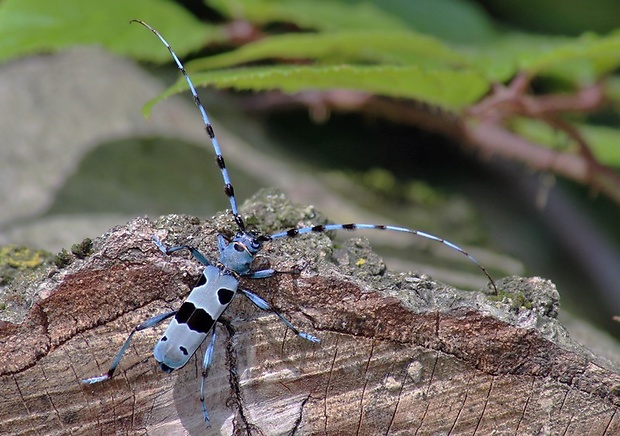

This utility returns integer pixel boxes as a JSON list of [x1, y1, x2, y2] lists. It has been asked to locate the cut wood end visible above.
[[1, 189, 619, 435]]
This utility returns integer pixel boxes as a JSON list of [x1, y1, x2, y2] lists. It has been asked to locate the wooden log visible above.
[[1, 190, 619, 435]]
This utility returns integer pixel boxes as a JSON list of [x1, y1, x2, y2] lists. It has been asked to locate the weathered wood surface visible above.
[[1, 191, 619, 435]]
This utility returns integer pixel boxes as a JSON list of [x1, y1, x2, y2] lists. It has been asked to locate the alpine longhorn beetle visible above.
[[82, 19, 497, 427]]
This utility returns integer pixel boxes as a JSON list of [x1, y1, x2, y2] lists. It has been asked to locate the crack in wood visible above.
[[1, 192, 619, 434]]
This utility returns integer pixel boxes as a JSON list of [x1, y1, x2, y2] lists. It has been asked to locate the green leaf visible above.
[[510, 118, 576, 151], [208, 0, 410, 31], [524, 31, 620, 80], [582, 125, 620, 168], [0, 0, 218, 64], [367, 0, 497, 44], [187, 30, 468, 70], [143, 64, 489, 116], [470, 31, 620, 83], [466, 34, 574, 83], [604, 76, 620, 106], [207, 0, 497, 43]]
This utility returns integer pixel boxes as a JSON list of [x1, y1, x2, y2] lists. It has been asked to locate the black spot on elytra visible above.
[[179, 346, 188, 356], [175, 302, 194, 324], [176, 302, 215, 334], [195, 273, 207, 287], [187, 308, 214, 334], [217, 288, 235, 305]]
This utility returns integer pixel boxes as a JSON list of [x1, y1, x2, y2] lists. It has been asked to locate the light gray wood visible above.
[[1, 191, 618, 435]]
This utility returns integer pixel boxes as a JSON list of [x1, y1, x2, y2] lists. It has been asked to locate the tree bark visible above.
[[1, 190, 619, 435]]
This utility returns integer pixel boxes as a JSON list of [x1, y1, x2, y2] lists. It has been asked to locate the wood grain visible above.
[[1, 191, 619, 435]]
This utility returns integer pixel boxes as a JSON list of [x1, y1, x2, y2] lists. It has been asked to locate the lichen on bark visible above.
[[0, 189, 618, 435]]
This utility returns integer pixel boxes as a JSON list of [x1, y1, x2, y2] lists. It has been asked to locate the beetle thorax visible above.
[[217, 231, 263, 275]]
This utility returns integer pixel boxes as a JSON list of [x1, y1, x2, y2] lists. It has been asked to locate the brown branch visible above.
[[2, 191, 618, 434], [461, 120, 620, 203], [467, 73, 605, 121], [249, 80, 619, 203]]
